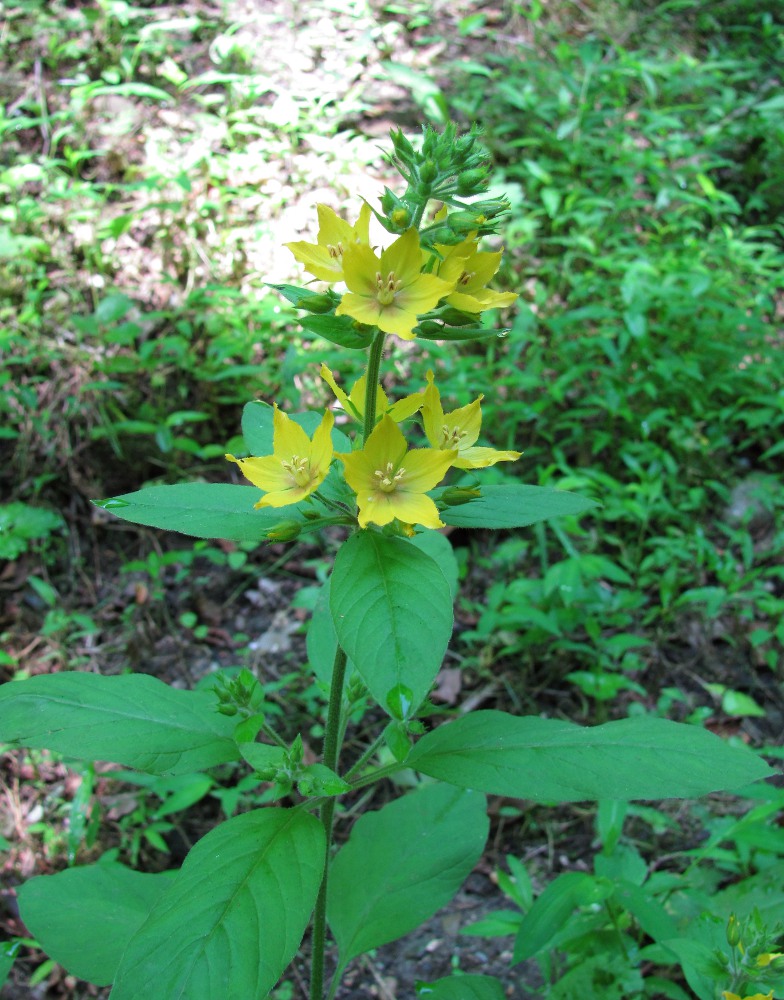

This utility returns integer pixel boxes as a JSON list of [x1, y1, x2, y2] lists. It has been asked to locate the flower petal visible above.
[[453, 445, 521, 469]]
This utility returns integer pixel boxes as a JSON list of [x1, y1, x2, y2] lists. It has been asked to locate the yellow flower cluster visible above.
[[285, 204, 516, 340], [227, 368, 520, 531]]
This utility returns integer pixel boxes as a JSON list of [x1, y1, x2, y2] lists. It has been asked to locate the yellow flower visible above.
[[336, 227, 455, 340], [336, 414, 455, 529], [756, 953, 784, 967], [285, 203, 371, 282], [320, 364, 423, 425], [421, 370, 521, 469], [722, 992, 774, 1000], [435, 237, 518, 313], [226, 405, 334, 508]]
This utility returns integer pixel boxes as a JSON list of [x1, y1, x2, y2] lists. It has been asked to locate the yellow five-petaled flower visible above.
[[337, 414, 455, 529], [421, 371, 521, 469], [285, 203, 371, 282], [434, 237, 518, 313], [336, 227, 455, 340], [226, 405, 334, 508]]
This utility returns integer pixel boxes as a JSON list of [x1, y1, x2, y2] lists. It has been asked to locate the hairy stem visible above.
[[362, 329, 386, 442], [310, 644, 348, 1000]]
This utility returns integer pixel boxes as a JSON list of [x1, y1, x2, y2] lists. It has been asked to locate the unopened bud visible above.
[[266, 520, 302, 542], [457, 168, 489, 196], [726, 914, 742, 948], [440, 486, 481, 506], [419, 158, 438, 183], [390, 207, 411, 229], [300, 293, 335, 314]]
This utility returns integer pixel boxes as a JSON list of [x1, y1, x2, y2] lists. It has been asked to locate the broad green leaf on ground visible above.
[[306, 579, 356, 688], [416, 974, 506, 999], [0, 673, 240, 775], [111, 809, 324, 1000], [327, 783, 488, 970], [241, 402, 352, 455], [330, 532, 453, 719], [95, 483, 298, 541], [408, 712, 773, 801], [18, 864, 175, 985], [513, 872, 614, 961], [435, 484, 599, 529], [408, 529, 459, 599]]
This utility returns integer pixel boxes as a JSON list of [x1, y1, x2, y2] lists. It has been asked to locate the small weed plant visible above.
[[0, 126, 775, 1000]]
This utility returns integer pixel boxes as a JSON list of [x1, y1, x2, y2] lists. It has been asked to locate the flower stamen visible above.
[[375, 271, 402, 306], [440, 424, 467, 449], [458, 270, 476, 286], [327, 242, 344, 259], [282, 455, 311, 487], [373, 462, 406, 493]]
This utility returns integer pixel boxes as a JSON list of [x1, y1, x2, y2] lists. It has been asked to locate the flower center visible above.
[[440, 424, 466, 449], [326, 242, 344, 259], [373, 462, 405, 493], [458, 270, 476, 287], [282, 455, 311, 487], [375, 271, 402, 307]]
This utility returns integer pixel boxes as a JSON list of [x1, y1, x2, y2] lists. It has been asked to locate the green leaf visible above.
[[95, 483, 302, 541], [416, 974, 506, 999], [513, 872, 613, 962], [300, 313, 373, 349], [327, 783, 488, 968], [306, 579, 356, 688], [0, 673, 240, 775], [417, 323, 506, 342], [408, 711, 773, 801], [112, 809, 324, 1000], [437, 485, 599, 529], [408, 529, 459, 599], [240, 403, 351, 456], [17, 864, 174, 985], [266, 283, 338, 310], [329, 532, 453, 719]]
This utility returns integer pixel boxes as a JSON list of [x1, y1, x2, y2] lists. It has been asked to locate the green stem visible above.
[[362, 329, 386, 442], [310, 645, 348, 1000], [343, 732, 387, 780], [348, 760, 404, 792]]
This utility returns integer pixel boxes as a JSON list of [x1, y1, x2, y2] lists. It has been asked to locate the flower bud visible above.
[[457, 168, 489, 196], [390, 127, 415, 162], [266, 520, 302, 542], [391, 207, 411, 229], [726, 914, 742, 948], [299, 293, 335, 314], [419, 158, 438, 183], [439, 485, 482, 506]]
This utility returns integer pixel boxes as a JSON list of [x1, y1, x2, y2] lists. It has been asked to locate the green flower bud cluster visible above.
[[214, 668, 265, 717], [384, 124, 508, 237], [250, 734, 350, 799]]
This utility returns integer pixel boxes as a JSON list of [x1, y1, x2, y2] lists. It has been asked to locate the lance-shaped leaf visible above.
[[0, 673, 240, 775], [416, 974, 506, 999], [95, 483, 299, 541], [408, 711, 773, 801], [327, 783, 488, 971], [18, 864, 175, 985], [435, 484, 599, 530], [111, 808, 324, 1000], [306, 578, 356, 688], [329, 532, 453, 719]]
